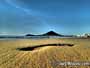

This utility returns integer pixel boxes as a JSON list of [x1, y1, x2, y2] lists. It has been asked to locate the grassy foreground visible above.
[[0, 38, 90, 68]]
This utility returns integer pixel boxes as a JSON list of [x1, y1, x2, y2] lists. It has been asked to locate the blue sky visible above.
[[0, 0, 90, 35]]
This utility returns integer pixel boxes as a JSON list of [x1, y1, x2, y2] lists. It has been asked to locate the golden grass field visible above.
[[0, 38, 90, 68]]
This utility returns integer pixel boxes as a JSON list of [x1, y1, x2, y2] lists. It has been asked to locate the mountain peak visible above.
[[42, 31, 62, 36], [48, 31, 55, 32]]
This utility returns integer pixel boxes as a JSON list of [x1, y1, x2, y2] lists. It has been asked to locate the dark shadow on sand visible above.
[[17, 43, 74, 51]]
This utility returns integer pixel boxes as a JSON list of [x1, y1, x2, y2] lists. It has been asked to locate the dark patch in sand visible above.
[[17, 43, 74, 51]]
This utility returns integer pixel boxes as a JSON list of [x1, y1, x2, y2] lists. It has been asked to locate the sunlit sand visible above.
[[0, 38, 90, 68]]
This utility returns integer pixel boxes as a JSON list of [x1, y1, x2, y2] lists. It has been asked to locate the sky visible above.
[[0, 0, 90, 35]]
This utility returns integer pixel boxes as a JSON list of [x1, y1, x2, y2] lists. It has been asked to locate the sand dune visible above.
[[0, 38, 90, 68]]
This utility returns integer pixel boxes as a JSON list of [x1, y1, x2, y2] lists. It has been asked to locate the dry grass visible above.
[[0, 38, 90, 68]]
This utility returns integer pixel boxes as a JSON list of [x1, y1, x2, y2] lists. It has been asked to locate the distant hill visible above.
[[26, 34, 35, 36], [25, 31, 76, 37], [41, 31, 63, 36], [25, 31, 63, 36]]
